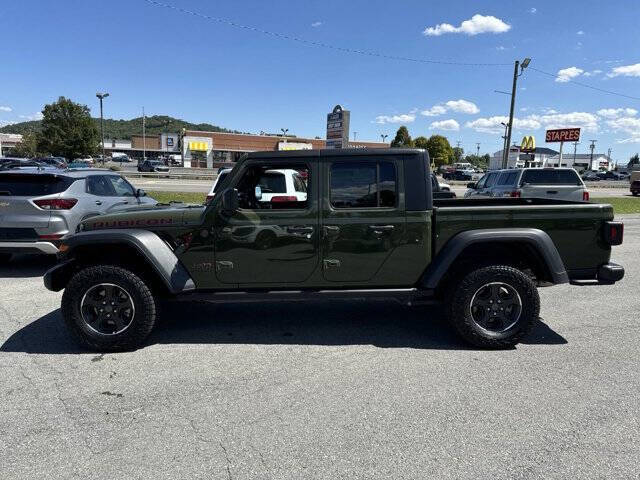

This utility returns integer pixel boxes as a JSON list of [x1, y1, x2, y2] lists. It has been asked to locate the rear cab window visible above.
[[520, 169, 583, 186], [497, 171, 519, 186], [330, 161, 396, 208], [0, 174, 74, 196]]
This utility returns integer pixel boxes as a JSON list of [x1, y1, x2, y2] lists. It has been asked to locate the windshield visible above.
[[521, 169, 582, 185]]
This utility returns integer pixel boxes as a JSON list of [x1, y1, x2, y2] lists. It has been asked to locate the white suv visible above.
[[488, 168, 590, 201], [207, 168, 307, 204]]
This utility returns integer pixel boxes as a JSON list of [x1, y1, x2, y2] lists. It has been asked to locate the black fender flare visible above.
[[421, 228, 569, 289], [43, 229, 196, 294]]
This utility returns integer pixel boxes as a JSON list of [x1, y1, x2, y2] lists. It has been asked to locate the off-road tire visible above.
[[446, 265, 540, 349], [61, 265, 157, 352]]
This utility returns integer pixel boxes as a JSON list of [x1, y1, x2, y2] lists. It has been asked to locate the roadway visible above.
[[1, 216, 638, 479]]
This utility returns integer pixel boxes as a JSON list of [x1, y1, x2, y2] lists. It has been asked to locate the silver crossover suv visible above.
[[0, 168, 156, 261]]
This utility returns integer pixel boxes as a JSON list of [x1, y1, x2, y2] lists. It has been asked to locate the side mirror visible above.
[[135, 188, 147, 197], [254, 185, 262, 201], [467, 182, 477, 189], [221, 188, 239, 213]]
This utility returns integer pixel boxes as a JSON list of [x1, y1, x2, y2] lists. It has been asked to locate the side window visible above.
[[86, 176, 116, 196], [330, 161, 396, 209], [107, 176, 135, 196], [236, 164, 310, 210], [476, 175, 487, 189], [485, 173, 497, 187]]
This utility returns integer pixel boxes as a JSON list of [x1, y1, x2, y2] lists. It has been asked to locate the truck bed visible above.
[[432, 197, 614, 277]]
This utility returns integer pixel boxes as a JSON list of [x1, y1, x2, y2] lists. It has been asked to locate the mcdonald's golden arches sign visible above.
[[521, 136, 536, 152]]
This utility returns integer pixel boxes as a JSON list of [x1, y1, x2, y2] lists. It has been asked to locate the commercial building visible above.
[[545, 153, 614, 171], [490, 146, 559, 170], [181, 130, 388, 168], [0, 133, 23, 156]]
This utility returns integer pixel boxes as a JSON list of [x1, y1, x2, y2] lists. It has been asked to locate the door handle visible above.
[[95, 200, 103, 206], [287, 226, 314, 234], [323, 225, 340, 236], [369, 225, 395, 233]]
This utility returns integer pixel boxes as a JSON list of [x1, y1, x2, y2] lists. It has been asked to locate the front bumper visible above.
[[0, 241, 59, 255], [597, 262, 625, 284]]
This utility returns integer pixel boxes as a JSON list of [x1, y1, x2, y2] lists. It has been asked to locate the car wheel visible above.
[[446, 265, 539, 349], [61, 265, 157, 352], [0, 253, 12, 264]]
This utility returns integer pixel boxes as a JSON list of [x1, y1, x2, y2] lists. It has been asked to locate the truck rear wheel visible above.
[[447, 265, 540, 349], [61, 265, 157, 352]]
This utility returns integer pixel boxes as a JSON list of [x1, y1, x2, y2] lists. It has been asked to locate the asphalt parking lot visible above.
[[1, 217, 638, 479]]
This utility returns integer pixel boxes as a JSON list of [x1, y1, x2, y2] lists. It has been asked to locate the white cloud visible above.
[[375, 113, 416, 124], [496, 45, 506, 51], [429, 119, 460, 131], [582, 69, 602, 77], [532, 111, 600, 132], [444, 99, 479, 114], [607, 63, 640, 78], [423, 14, 511, 36], [420, 99, 479, 117], [529, 7, 537, 14], [607, 116, 640, 143], [556, 66, 584, 82], [0, 106, 12, 112], [0, 120, 15, 127], [577, 30, 584, 35], [465, 116, 541, 134], [19, 112, 43, 121], [311, 21, 322, 27], [597, 108, 638, 119], [420, 105, 447, 117]]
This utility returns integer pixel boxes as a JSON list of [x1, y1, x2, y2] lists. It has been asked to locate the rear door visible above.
[[519, 169, 586, 201], [0, 173, 73, 238], [321, 156, 405, 283]]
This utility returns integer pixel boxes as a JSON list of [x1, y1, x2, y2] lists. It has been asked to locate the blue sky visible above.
[[2, 0, 640, 161]]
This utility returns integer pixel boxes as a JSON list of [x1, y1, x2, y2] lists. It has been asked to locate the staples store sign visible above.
[[545, 128, 580, 143]]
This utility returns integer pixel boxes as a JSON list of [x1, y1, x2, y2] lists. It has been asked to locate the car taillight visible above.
[[39, 234, 64, 241], [604, 221, 623, 246], [583, 191, 590, 202], [33, 198, 78, 210], [271, 196, 298, 202], [510, 190, 521, 198], [206, 195, 215, 203]]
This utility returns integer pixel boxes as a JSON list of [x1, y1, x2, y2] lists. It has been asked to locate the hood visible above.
[[79, 203, 205, 232]]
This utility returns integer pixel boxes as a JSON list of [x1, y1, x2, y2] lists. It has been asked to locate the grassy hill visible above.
[[0, 115, 242, 139]]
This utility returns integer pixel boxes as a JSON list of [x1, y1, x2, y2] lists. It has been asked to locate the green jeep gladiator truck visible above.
[[44, 149, 625, 351]]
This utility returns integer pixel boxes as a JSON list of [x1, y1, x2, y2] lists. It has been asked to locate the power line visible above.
[[142, 0, 511, 67], [529, 67, 640, 101]]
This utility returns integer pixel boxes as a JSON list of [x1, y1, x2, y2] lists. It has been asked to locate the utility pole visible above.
[[353, 131, 358, 142], [96, 92, 109, 163], [476, 143, 481, 157], [589, 139, 597, 171], [503, 57, 531, 168], [607, 148, 612, 170], [572, 141, 579, 166], [501, 122, 509, 167], [142, 107, 146, 162]]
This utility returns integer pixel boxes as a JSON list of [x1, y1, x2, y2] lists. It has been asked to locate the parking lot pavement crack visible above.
[[219, 441, 233, 480]]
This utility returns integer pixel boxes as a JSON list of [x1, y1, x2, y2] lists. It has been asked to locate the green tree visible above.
[[10, 131, 40, 158], [36, 97, 100, 159], [452, 146, 464, 162], [414, 136, 429, 149], [390, 126, 413, 148], [465, 153, 490, 170], [628, 153, 640, 169], [426, 135, 453, 167]]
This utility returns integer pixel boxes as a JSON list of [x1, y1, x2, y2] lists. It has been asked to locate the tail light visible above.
[[604, 221, 623, 246], [583, 191, 590, 202], [271, 196, 298, 202], [206, 195, 215, 203], [33, 198, 78, 210], [39, 234, 64, 241], [510, 190, 521, 198]]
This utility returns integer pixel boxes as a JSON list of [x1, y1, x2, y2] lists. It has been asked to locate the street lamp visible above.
[[381, 134, 388, 143], [96, 92, 109, 163], [503, 57, 531, 168]]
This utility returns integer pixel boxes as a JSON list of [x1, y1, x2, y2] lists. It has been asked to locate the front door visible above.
[[321, 157, 405, 283], [213, 159, 319, 285]]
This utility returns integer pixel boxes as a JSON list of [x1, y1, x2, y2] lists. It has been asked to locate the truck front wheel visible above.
[[447, 265, 540, 349], [61, 265, 157, 352]]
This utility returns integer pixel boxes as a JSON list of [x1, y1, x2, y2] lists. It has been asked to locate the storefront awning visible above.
[[189, 141, 208, 151]]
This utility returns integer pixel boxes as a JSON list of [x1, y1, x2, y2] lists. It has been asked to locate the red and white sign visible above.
[[545, 128, 581, 143]]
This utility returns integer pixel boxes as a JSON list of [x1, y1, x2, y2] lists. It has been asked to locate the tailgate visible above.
[[520, 184, 584, 201]]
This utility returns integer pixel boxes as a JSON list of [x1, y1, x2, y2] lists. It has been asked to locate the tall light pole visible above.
[[503, 57, 531, 168], [589, 139, 597, 171], [381, 134, 388, 143], [96, 92, 109, 162], [281, 128, 289, 144], [142, 107, 146, 162]]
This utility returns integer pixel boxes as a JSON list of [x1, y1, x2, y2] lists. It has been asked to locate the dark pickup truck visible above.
[[44, 149, 624, 351]]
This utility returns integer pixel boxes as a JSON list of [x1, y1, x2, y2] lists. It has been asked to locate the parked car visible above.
[[111, 154, 132, 163], [582, 171, 601, 182], [206, 167, 233, 202], [44, 149, 624, 352], [253, 169, 308, 204], [464, 170, 501, 198], [35, 157, 67, 168], [489, 168, 589, 201], [431, 174, 456, 199], [0, 169, 157, 262], [631, 171, 640, 196], [67, 161, 91, 169], [138, 159, 170, 173], [596, 171, 625, 181], [443, 170, 473, 181], [0, 159, 48, 170]]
